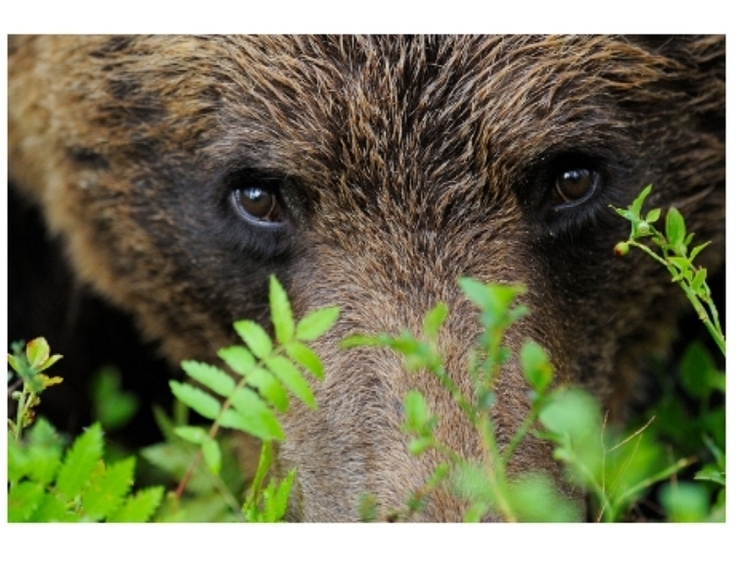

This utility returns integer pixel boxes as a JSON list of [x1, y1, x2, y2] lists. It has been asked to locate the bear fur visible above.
[[8, 35, 725, 521]]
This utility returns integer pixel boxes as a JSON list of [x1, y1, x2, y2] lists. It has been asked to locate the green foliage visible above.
[[7, 338, 63, 440], [8, 421, 164, 522], [140, 406, 247, 522], [344, 279, 590, 522], [164, 274, 338, 520], [8, 337, 164, 522], [10, 192, 724, 523], [242, 441, 296, 522], [612, 185, 725, 522], [612, 185, 725, 355], [91, 366, 139, 431], [345, 207, 725, 523]]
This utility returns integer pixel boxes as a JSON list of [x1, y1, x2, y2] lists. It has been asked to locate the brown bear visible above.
[[8, 35, 725, 521]]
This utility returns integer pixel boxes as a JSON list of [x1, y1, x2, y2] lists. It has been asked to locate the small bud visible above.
[[614, 242, 630, 257]]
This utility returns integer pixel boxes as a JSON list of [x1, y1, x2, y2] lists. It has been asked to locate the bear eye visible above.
[[233, 186, 284, 223], [555, 168, 599, 205]]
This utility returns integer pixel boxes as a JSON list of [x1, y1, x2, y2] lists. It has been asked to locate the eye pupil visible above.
[[235, 187, 281, 222], [556, 168, 596, 203]]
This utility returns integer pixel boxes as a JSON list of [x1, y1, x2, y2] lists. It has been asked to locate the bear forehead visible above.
[[88, 35, 670, 188], [205, 35, 661, 178]]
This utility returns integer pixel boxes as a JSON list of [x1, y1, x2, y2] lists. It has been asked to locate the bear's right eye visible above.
[[554, 167, 600, 206], [219, 172, 293, 258], [233, 186, 284, 223]]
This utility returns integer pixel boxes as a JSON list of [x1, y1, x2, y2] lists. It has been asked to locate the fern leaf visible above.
[[81, 457, 136, 520], [55, 422, 104, 501], [107, 486, 165, 522]]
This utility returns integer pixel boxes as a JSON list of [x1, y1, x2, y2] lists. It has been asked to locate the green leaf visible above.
[[8, 481, 46, 522], [26, 337, 50, 369], [452, 462, 493, 508], [158, 493, 237, 523], [81, 457, 136, 520], [218, 406, 285, 441], [201, 439, 222, 475], [630, 185, 653, 219], [218, 345, 257, 377], [234, 320, 273, 359], [55, 422, 104, 501], [7, 352, 24, 375], [229, 386, 269, 417], [25, 417, 65, 486], [140, 442, 213, 495], [243, 366, 289, 412], [402, 390, 430, 431], [520, 341, 553, 395], [645, 208, 661, 224], [174, 425, 209, 444], [28, 493, 72, 522], [408, 437, 433, 456], [7, 437, 29, 486], [463, 502, 489, 523], [458, 277, 494, 311], [423, 302, 449, 340], [679, 341, 715, 399], [694, 467, 725, 486], [689, 241, 711, 261], [668, 256, 691, 274], [38, 354, 63, 372], [539, 388, 604, 487], [91, 367, 139, 431], [269, 275, 295, 344], [458, 278, 525, 328], [691, 268, 707, 293], [660, 482, 709, 522], [286, 341, 325, 380], [169, 381, 222, 420], [266, 355, 316, 408], [340, 334, 385, 348], [296, 306, 340, 341], [612, 206, 635, 221], [107, 486, 165, 522], [703, 435, 726, 471], [508, 473, 583, 522], [262, 469, 296, 522], [181, 360, 236, 397], [665, 207, 686, 249]]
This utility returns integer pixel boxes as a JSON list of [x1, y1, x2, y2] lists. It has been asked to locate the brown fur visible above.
[[8, 35, 725, 521]]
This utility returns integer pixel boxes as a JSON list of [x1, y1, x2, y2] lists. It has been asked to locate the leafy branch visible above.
[[611, 185, 725, 355], [168, 275, 339, 521]]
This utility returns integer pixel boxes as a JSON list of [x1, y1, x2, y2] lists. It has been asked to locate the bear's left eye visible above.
[[232, 186, 285, 224], [555, 168, 599, 205]]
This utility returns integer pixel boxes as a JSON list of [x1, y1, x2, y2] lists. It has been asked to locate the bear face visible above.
[[8, 35, 725, 521]]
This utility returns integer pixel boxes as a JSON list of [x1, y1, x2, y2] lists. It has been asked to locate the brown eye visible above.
[[234, 187, 283, 223], [555, 168, 598, 204]]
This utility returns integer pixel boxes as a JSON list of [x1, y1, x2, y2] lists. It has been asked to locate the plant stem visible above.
[[13, 385, 29, 441], [477, 413, 516, 522], [629, 241, 725, 355], [502, 411, 537, 465]]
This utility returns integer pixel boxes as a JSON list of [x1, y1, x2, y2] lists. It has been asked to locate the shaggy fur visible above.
[[8, 35, 725, 521]]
